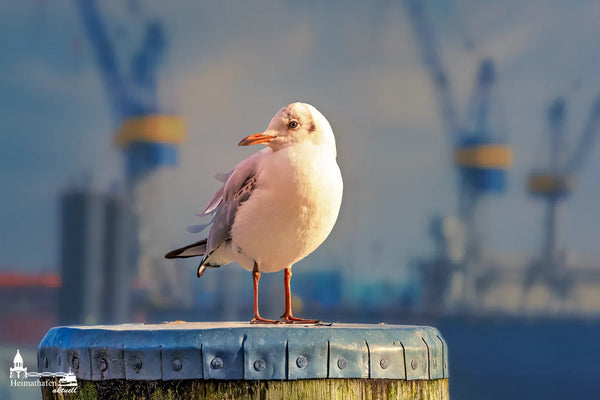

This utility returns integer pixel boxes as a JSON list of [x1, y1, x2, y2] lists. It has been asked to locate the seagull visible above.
[[165, 102, 343, 324]]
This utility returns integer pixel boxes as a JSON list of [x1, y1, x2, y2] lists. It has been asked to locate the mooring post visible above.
[[38, 322, 448, 399]]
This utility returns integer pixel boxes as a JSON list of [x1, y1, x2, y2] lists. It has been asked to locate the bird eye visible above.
[[288, 120, 299, 129]]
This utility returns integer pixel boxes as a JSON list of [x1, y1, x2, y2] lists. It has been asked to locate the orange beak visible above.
[[238, 132, 273, 146]]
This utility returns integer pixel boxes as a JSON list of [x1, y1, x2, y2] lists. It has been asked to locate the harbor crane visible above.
[[526, 95, 600, 300], [402, 0, 512, 308], [76, 0, 185, 187], [76, 0, 186, 303]]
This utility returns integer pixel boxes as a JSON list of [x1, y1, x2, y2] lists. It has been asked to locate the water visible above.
[[438, 315, 600, 400]]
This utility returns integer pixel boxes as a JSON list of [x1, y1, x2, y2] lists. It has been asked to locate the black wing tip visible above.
[[164, 249, 181, 259], [165, 239, 208, 260]]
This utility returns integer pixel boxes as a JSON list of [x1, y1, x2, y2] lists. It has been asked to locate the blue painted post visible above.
[[38, 322, 449, 399]]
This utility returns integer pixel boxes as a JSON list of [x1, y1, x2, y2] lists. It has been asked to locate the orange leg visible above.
[[280, 268, 320, 324], [250, 262, 278, 324]]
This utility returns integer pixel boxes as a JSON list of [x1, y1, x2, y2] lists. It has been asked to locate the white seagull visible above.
[[166, 102, 343, 323]]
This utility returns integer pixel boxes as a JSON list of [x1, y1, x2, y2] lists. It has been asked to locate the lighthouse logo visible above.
[[9, 350, 27, 379], [8, 349, 77, 393]]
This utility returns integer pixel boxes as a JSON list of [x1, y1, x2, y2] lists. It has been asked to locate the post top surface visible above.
[[61, 321, 424, 331]]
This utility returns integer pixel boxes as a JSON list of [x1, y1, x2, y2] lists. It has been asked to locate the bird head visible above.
[[239, 102, 337, 157]]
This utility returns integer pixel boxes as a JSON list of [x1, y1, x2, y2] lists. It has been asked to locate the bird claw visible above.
[[280, 314, 321, 324], [250, 316, 279, 324]]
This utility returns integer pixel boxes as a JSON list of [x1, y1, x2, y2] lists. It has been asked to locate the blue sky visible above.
[[1, 0, 599, 281]]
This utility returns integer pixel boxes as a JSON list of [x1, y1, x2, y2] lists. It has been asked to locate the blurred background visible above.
[[1, 0, 600, 399]]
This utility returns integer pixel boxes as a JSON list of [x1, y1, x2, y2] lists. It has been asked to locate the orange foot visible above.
[[280, 313, 321, 324], [250, 315, 280, 324]]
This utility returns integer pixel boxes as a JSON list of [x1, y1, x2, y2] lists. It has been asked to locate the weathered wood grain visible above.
[[41, 377, 449, 400]]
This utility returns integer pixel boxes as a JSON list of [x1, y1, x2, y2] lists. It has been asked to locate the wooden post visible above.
[[38, 322, 449, 400]]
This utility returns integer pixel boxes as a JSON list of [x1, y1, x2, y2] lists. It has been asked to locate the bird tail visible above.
[[165, 239, 208, 259], [196, 265, 208, 278], [165, 239, 221, 278]]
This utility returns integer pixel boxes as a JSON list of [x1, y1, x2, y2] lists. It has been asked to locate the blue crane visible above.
[[527, 95, 600, 297], [76, 0, 185, 188], [402, 0, 512, 306], [75, 0, 187, 306], [403, 0, 511, 206]]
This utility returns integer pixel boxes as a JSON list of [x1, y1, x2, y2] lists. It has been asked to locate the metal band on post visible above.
[[38, 322, 449, 399]]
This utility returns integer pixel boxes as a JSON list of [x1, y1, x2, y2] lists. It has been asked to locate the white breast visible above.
[[230, 143, 343, 273]]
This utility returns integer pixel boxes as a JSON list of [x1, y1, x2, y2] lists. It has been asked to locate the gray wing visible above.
[[200, 149, 266, 265]]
